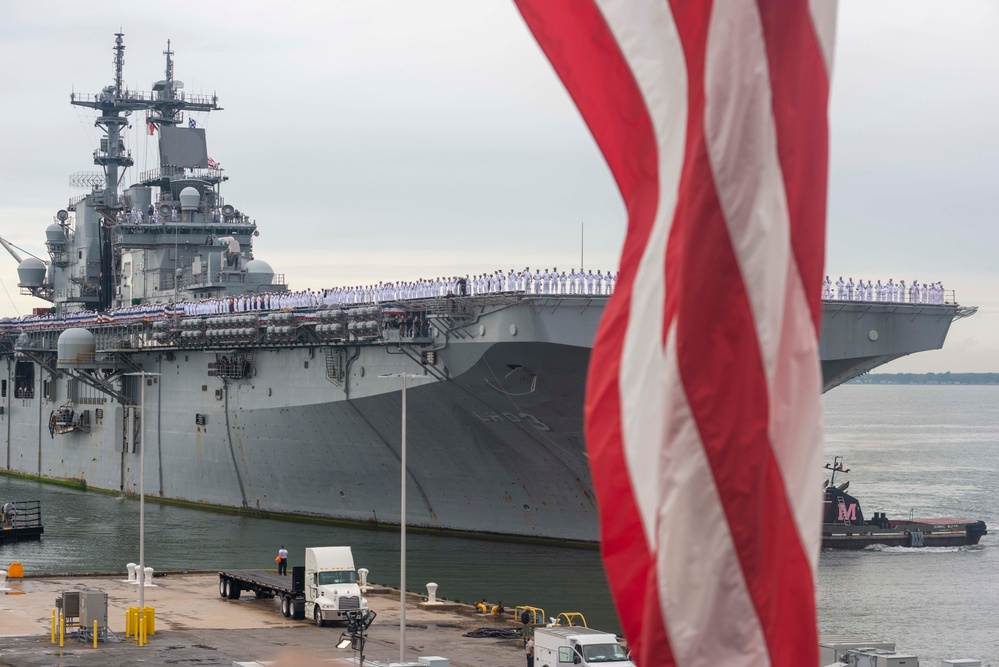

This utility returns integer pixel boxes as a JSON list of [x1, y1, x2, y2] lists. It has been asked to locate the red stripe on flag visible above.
[[514, 1, 671, 661]]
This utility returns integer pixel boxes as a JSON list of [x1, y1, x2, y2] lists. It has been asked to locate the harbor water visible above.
[[1, 384, 996, 664]]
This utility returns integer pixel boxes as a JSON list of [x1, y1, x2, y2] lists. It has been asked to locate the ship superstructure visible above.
[[13, 34, 284, 315], [0, 35, 977, 543]]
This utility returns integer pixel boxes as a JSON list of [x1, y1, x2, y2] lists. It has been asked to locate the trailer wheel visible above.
[[228, 581, 240, 600], [281, 596, 291, 618], [314, 605, 326, 627], [219, 577, 227, 598]]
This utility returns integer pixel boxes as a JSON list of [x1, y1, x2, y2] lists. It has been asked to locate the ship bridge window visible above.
[[14, 361, 35, 399]]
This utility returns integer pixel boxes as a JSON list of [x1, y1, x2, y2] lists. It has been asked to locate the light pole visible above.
[[126, 371, 159, 636], [379, 372, 422, 664]]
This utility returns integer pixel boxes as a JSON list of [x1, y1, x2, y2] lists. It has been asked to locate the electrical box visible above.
[[819, 636, 896, 666], [56, 591, 81, 619], [418, 658, 451, 667], [844, 649, 919, 667], [79, 589, 108, 629]]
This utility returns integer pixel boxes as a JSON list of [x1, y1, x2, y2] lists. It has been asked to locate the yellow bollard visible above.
[[93, 620, 98, 648], [125, 607, 132, 638], [59, 612, 64, 648], [143, 606, 155, 635], [51, 608, 56, 644]]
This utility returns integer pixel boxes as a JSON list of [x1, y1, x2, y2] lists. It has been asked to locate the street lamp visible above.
[[125, 370, 160, 636], [379, 372, 423, 665]]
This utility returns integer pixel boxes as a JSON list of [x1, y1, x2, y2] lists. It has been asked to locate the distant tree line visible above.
[[850, 372, 999, 385]]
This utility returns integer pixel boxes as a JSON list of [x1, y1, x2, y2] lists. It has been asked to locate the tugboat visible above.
[[0, 500, 44, 544], [822, 457, 987, 549]]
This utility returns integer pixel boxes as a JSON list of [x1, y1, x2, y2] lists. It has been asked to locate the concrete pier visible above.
[[0, 572, 528, 666]]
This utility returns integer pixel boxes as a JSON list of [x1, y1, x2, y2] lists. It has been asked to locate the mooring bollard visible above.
[[358, 567, 369, 587], [426, 582, 439, 603], [126, 562, 137, 583], [144, 566, 154, 586]]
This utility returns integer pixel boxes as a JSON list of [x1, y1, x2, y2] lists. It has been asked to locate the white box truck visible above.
[[534, 627, 635, 667], [218, 545, 368, 626]]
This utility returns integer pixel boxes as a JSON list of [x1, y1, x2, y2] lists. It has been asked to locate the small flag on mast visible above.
[[207, 157, 220, 169], [146, 119, 155, 135], [188, 117, 197, 128]]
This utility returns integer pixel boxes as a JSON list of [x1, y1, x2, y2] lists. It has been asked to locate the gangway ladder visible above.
[[837, 496, 849, 525], [324, 346, 346, 385]]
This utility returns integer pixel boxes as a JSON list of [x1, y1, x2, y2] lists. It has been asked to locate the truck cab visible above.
[[303, 546, 368, 626], [534, 627, 635, 667]]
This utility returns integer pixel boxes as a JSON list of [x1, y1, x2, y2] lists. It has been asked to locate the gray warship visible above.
[[0, 35, 977, 542]]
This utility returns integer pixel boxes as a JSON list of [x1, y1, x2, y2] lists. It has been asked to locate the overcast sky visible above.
[[0, 1, 996, 373]]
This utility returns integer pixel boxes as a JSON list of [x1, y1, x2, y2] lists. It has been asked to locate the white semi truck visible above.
[[218, 546, 368, 626], [534, 627, 635, 667]]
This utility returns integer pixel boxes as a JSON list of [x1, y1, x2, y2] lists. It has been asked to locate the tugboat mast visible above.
[[824, 455, 850, 487]]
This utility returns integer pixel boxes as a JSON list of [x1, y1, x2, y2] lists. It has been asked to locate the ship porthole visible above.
[[868, 329, 879, 341], [509, 324, 517, 336]]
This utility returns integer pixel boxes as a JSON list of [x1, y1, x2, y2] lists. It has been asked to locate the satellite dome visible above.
[[46, 224, 66, 244], [16, 257, 47, 287], [179, 186, 200, 211], [245, 259, 274, 286], [57, 328, 97, 366]]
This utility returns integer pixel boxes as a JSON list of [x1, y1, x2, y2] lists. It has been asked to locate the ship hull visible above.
[[822, 520, 987, 550], [0, 296, 969, 542]]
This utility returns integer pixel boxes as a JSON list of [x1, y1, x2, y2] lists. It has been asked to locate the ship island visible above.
[[0, 35, 978, 543]]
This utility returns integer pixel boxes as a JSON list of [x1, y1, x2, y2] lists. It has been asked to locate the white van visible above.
[[534, 627, 635, 667]]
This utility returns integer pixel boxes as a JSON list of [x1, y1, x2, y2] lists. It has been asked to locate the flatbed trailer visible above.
[[218, 566, 307, 620]]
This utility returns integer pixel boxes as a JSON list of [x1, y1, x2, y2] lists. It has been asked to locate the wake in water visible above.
[[862, 544, 984, 554]]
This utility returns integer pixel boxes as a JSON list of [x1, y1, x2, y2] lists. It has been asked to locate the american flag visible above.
[[516, 2, 836, 665], [207, 157, 220, 169]]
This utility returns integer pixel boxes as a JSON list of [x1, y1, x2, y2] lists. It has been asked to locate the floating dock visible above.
[[0, 501, 44, 545]]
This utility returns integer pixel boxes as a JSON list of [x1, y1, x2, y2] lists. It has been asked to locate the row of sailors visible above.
[[6, 266, 619, 325], [178, 268, 619, 314], [117, 206, 251, 225], [823, 277, 948, 304], [463, 268, 618, 296]]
